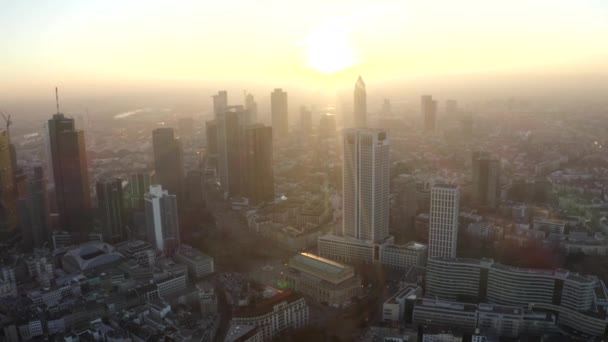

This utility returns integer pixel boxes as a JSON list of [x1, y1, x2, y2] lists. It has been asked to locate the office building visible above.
[[217, 106, 246, 197], [283, 252, 362, 306], [124, 172, 153, 211], [318, 113, 336, 137], [472, 152, 500, 208], [25, 167, 51, 249], [145, 185, 180, 255], [343, 128, 390, 242], [353, 76, 367, 127], [213, 90, 228, 119], [270, 88, 288, 139], [244, 93, 258, 126], [428, 185, 460, 258], [421, 95, 437, 132], [48, 113, 91, 233], [184, 170, 205, 208], [425, 257, 608, 337], [174, 244, 214, 279], [300, 106, 312, 134], [382, 284, 422, 322], [0, 129, 16, 236], [230, 290, 308, 341], [152, 128, 184, 199], [96, 178, 126, 244], [243, 124, 274, 204]]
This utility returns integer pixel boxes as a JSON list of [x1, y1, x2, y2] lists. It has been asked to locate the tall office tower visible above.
[[205, 120, 218, 160], [145, 185, 180, 255], [342, 128, 390, 242], [0, 130, 16, 236], [26, 167, 51, 249], [472, 151, 500, 208], [244, 125, 274, 204], [353, 76, 367, 127], [212, 90, 228, 119], [48, 113, 91, 233], [300, 106, 312, 135], [152, 128, 184, 199], [271, 88, 288, 139], [178, 117, 194, 138], [96, 178, 126, 244], [446, 99, 458, 116], [124, 173, 153, 211], [319, 113, 337, 137], [428, 185, 460, 258], [421, 95, 437, 132], [244, 93, 258, 126], [217, 106, 245, 197]]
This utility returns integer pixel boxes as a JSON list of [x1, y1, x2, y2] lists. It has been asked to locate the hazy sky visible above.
[[2, 0, 608, 99]]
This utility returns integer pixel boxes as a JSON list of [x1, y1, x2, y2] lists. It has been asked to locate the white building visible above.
[[145, 185, 180, 254], [342, 128, 390, 242], [382, 284, 422, 322], [428, 185, 460, 258]]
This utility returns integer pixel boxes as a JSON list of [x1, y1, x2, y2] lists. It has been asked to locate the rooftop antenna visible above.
[[55, 86, 60, 114]]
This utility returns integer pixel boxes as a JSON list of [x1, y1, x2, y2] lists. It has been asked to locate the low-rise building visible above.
[[283, 252, 362, 306], [174, 244, 214, 279], [382, 284, 422, 322]]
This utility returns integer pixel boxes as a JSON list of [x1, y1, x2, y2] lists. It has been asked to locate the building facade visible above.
[[144, 185, 180, 255], [428, 185, 460, 258], [96, 178, 126, 244], [152, 128, 184, 199], [270, 88, 288, 139], [353, 76, 366, 128]]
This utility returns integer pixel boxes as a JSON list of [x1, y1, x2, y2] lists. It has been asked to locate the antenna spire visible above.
[[55, 86, 60, 114]]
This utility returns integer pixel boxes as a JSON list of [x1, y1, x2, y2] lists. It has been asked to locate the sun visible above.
[[304, 23, 358, 75]]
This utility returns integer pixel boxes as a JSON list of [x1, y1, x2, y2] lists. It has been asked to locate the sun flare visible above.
[[304, 23, 358, 75]]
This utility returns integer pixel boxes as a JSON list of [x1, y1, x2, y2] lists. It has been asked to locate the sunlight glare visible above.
[[304, 22, 358, 75]]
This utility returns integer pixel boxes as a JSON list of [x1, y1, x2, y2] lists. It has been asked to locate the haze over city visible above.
[[2, 1, 608, 342]]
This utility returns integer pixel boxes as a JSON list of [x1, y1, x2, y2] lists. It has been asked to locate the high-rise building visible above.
[[243, 124, 274, 204], [244, 93, 258, 126], [25, 167, 50, 249], [381, 98, 392, 116], [300, 106, 312, 135], [353, 76, 367, 127], [421, 95, 437, 132], [271, 88, 288, 139], [472, 151, 500, 208], [96, 178, 126, 244], [319, 113, 337, 137], [212, 90, 227, 119], [0, 130, 16, 236], [144, 185, 179, 255], [205, 120, 218, 172], [124, 172, 153, 211], [428, 184, 460, 258], [217, 106, 245, 197], [184, 170, 205, 208], [152, 128, 184, 199], [342, 128, 390, 242], [48, 113, 91, 233]]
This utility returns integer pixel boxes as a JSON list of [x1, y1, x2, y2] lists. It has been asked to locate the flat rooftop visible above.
[[292, 252, 347, 275]]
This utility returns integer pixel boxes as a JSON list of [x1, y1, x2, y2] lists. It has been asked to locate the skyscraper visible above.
[[96, 178, 126, 244], [319, 113, 337, 137], [421, 95, 437, 132], [342, 128, 390, 242], [472, 151, 500, 208], [152, 128, 184, 199], [25, 167, 50, 249], [124, 172, 153, 211], [0, 130, 16, 236], [300, 106, 312, 135], [271, 88, 288, 139], [48, 113, 91, 233], [353, 76, 367, 127], [216, 106, 246, 197], [244, 93, 258, 126], [145, 185, 179, 255], [244, 124, 274, 204], [428, 184, 460, 258], [446, 99, 458, 116], [212, 90, 228, 119]]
